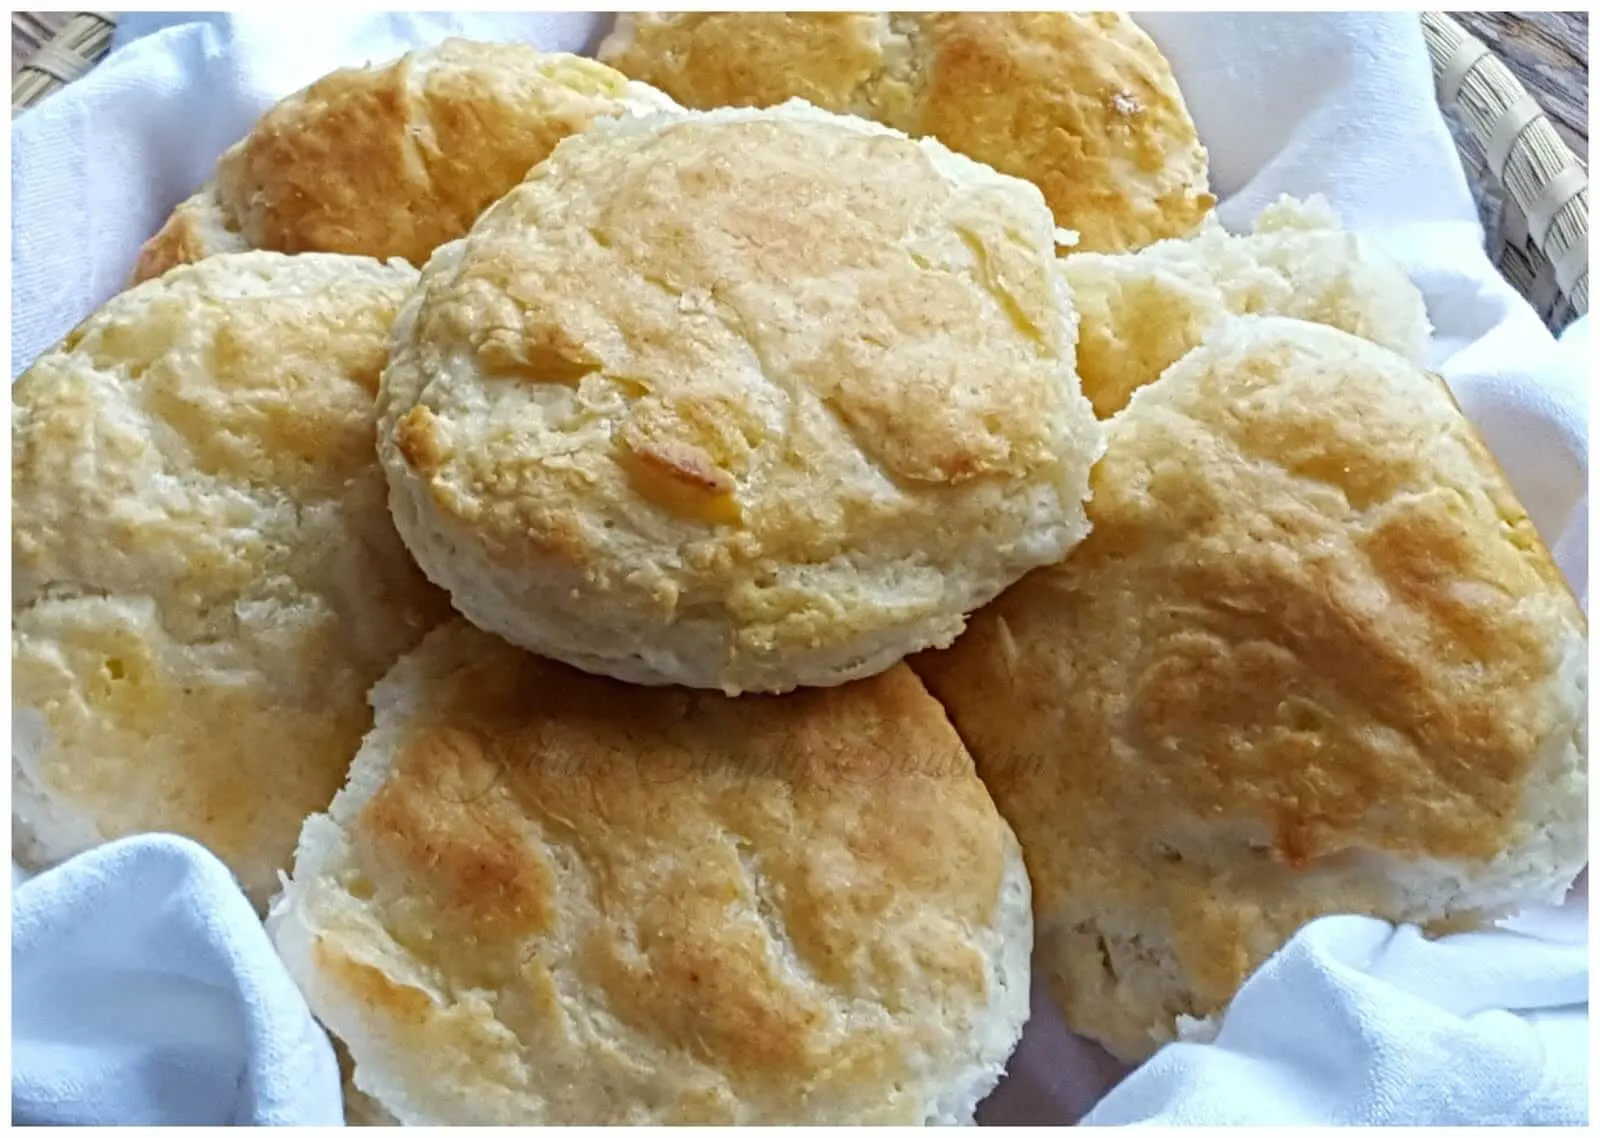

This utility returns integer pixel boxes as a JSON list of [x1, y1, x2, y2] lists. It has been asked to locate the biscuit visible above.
[[335, 1041, 398, 1126], [911, 317, 1588, 1062], [268, 619, 1032, 1124], [599, 12, 1214, 253], [130, 39, 677, 283], [1066, 195, 1433, 416], [378, 101, 1104, 695], [12, 252, 454, 908]]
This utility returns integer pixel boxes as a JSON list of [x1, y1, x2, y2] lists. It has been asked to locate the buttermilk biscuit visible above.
[[378, 101, 1103, 695], [268, 619, 1032, 1124], [1066, 195, 1433, 417], [912, 317, 1588, 1063], [599, 12, 1214, 253], [130, 39, 677, 283], [12, 252, 454, 908]]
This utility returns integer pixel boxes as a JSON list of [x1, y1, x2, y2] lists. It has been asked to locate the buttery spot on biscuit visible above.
[[394, 405, 448, 475], [317, 944, 435, 1026], [616, 432, 742, 527], [954, 224, 1046, 345], [477, 320, 604, 386], [1273, 819, 1315, 870], [601, 373, 651, 398], [611, 416, 742, 528]]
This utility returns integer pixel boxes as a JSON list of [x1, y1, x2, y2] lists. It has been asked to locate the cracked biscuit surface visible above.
[[1066, 196, 1432, 417], [131, 39, 677, 282], [378, 101, 1103, 694], [268, 618, 1032, 1124], [11, 252, 454, 907], [912, 317, 1588, 1062], [599, 12, 1214, 253]]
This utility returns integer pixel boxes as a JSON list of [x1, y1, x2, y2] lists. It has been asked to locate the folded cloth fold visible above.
[[11, 835, 345, 1125], [1082, 912, 1590, 1126], [9, 10, 1589, 1128]]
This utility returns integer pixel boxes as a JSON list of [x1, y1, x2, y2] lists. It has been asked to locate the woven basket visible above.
[[12, 11, 1589, 334]]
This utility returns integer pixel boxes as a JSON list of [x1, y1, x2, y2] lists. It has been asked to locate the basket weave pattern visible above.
[[11, 11, 113, 109], [10, 11, 1589, 333], [1424, 12, 1588, 331]]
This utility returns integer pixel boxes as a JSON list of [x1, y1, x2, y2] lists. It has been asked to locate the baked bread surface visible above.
[[131, 39, 677, 282], [912, 316, 1589, 1061], [378, 101, 1104, 694], [12, 251, 454, 907], [599, 12, 1214, 252], [1066, 195, 1433, 417], [269, 619, 1033, 1124]]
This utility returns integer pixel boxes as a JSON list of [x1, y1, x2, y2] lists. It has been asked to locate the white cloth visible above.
[[10, 11, 1588, 1127], [11, 836, 344, 1125], [1083, 911, 1590, 1126]]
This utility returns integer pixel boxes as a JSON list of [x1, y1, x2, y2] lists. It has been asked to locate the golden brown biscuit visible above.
[[130, 39, 677, 283], [378, 101, 1104, 695], [599, 12, 1214, 252], [12, 252, 454, 908], [268, 619, 1033, 1124], [130, 188, 253, 283], [1066, 195, 1433, 417], [911, 316, 1588, 1063]]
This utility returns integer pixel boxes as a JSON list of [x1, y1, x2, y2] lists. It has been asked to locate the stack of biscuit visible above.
[[12, 13, 1586, 1126]]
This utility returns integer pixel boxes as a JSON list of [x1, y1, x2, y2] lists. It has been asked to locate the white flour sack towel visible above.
[[9, 10, 1589, 1127]]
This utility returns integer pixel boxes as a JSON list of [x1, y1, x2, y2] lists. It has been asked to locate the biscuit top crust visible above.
[[132, 40, 677, 281], [12, 252, 452, 904], [600, 12, 1214, 252], [272, 620, 1027, 1123], [912, 317, 1587, 1056], [379, 103, 1101, 690]]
